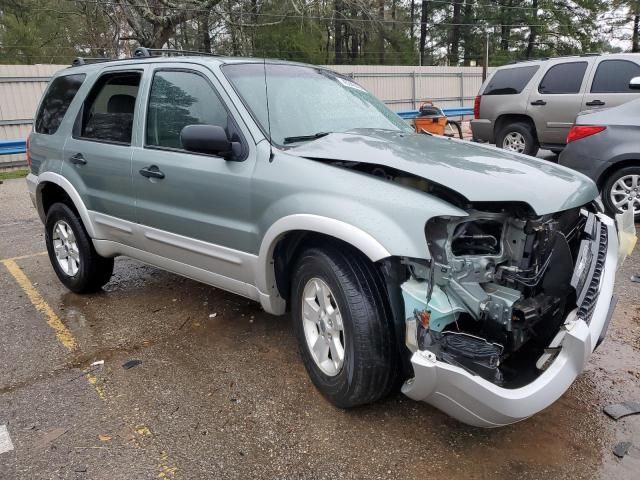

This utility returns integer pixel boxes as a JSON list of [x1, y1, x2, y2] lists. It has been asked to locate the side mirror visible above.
[[180, 124, 232, 158], [630, 76, 640, 90]]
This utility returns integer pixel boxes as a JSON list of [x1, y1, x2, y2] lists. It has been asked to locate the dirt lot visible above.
[[1, 177, 639, 479]]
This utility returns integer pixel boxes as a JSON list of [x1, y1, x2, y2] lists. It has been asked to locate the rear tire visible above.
[[602, 165, 640, 222], [45, 202, 114, 293], [291, 244, 398, 408], [496, 122, 539, 157]]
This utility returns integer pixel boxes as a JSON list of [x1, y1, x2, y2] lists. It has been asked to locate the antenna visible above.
[[262, 57, 274, 162]]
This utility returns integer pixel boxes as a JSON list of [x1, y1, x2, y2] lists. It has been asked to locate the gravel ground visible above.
[[0, 177, 639, 479]]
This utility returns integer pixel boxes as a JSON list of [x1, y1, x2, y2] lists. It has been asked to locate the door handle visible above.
[[586, 100, 605, 107], [69, 153, 86, 165], [139, 165, 165, 180], [530, 100, 547, 106]]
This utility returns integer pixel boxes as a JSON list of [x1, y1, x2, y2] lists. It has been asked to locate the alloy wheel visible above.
[[301, 277, 346, 377], [52, 220, 80, 276], [610, 174, 640, 216], [502, 132, 526, 153]]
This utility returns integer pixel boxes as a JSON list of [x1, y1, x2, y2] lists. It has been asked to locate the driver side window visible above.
[[146, 70, 229, 149]]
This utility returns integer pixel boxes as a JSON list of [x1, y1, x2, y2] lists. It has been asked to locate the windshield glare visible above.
[[222, 63, 411, 145]]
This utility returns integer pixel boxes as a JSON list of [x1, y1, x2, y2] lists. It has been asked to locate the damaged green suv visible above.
[[27, 50, 636, 427]]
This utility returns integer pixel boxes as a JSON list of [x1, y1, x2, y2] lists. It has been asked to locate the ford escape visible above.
[[26, 48, 636, 427]]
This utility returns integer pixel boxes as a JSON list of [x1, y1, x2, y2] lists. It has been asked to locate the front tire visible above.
[[497, 122, 539, 157], [291, 244, 397, 408], [602, 166, 640, 221], [45, 202, 114, 293]]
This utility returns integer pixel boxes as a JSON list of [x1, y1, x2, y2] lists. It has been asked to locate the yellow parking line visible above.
[[1, 251, 47, 262], [2, 256, 178, 475], [2, 259, 78, 352]]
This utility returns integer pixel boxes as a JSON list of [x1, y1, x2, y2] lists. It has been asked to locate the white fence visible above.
[[0, 63, 490, 168]]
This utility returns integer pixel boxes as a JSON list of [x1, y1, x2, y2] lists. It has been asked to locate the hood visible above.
[[284, 129, 598, 215]]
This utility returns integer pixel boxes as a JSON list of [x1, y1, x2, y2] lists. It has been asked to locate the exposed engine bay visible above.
[[402, 205, 604, 388], [320, 160, 609, 389]]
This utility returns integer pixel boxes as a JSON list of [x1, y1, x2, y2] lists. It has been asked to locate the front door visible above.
[[132, 65, 256, 284], [526, 60, 590, 145], [62, 69, 143, 242]]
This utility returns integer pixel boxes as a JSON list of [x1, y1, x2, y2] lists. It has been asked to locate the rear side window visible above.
[[483, 66, 539, 95], [538, 62, 587, 94], [146, 70, 229, 150], [34, 74, 85, 135], [75, 71, 141, 144], [591, 60, 640, 93]]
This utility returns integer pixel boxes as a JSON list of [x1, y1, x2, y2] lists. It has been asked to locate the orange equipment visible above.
[[414, 102, 447, 136]]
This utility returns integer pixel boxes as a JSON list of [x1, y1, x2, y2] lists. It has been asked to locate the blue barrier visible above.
[[397, 107, 474, 120], [0, 140, 26, 155]]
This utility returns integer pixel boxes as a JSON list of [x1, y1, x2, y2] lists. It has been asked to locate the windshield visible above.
[[222, 63, 411, 145]]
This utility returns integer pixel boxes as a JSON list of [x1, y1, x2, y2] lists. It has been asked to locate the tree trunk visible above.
[[334, 0, 345, 64], [410, 0, 416, 43], [419, 1, 428, 65], [633, 13, 639, 53], [449, 0, 462, 66], [462, 0, 473, 66], [526, 0, 538, 59], [201, 16, 211, 52], [377, 0, 385, 64]]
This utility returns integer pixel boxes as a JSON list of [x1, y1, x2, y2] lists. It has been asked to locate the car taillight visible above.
[[25, 137, 31, 169], [473, 95, 481, 119], [566, 125, 606, 144]]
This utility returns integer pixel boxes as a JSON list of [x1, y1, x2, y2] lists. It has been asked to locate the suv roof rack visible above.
[[133, 47, 219, 58], [72, 57, 112, 67], [71, 47, 219, 67]]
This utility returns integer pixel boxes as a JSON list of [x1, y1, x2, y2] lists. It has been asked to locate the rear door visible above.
[[62, 68, 143, 240], [527, 59, 592, 145], [582, 57, 640, 111]]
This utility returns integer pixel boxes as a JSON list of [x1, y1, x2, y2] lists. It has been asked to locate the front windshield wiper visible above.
[[283, 132, 331, 144]]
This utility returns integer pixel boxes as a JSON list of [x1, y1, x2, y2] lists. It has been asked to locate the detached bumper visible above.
[[402, 215, 622, 427]]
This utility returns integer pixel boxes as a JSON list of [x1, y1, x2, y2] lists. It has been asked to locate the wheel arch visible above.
[[494, 114, 538, 142], [35, 172, 96, 238], [596, 158, 640, 190], [256, 215, 392, 314]]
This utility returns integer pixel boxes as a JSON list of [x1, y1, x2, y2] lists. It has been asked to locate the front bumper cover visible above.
[[401, 214, 625, 427]]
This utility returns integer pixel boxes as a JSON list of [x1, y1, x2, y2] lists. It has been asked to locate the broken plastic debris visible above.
[[90, 360, 104, 367], [604, 401, 640, 420], [122, 359, 142, 370], [209, 313, 217, 318], [98, 434, 112, 442], [613, 441, 632, 458]]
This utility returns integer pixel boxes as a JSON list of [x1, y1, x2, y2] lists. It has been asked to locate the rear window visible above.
[[34, 74, 85, 135], [75, 71, 141, 144], [538, 62, 587, 94], [591, 60, 640, 93], [483, 66, 539, 95]]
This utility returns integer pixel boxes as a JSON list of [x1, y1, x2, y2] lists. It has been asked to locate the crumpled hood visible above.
[[284, 129, 598, 215]]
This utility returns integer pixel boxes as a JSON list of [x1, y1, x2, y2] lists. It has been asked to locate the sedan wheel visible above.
[[609, 174, 640, 216]]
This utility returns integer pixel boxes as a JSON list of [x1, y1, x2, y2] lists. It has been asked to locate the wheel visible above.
[[445, 120, 463, 139], [291, 244, 398, 408], [45, 202, 114, 293], [496, 122, 539, 156], [602, 166, 640, 221]]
